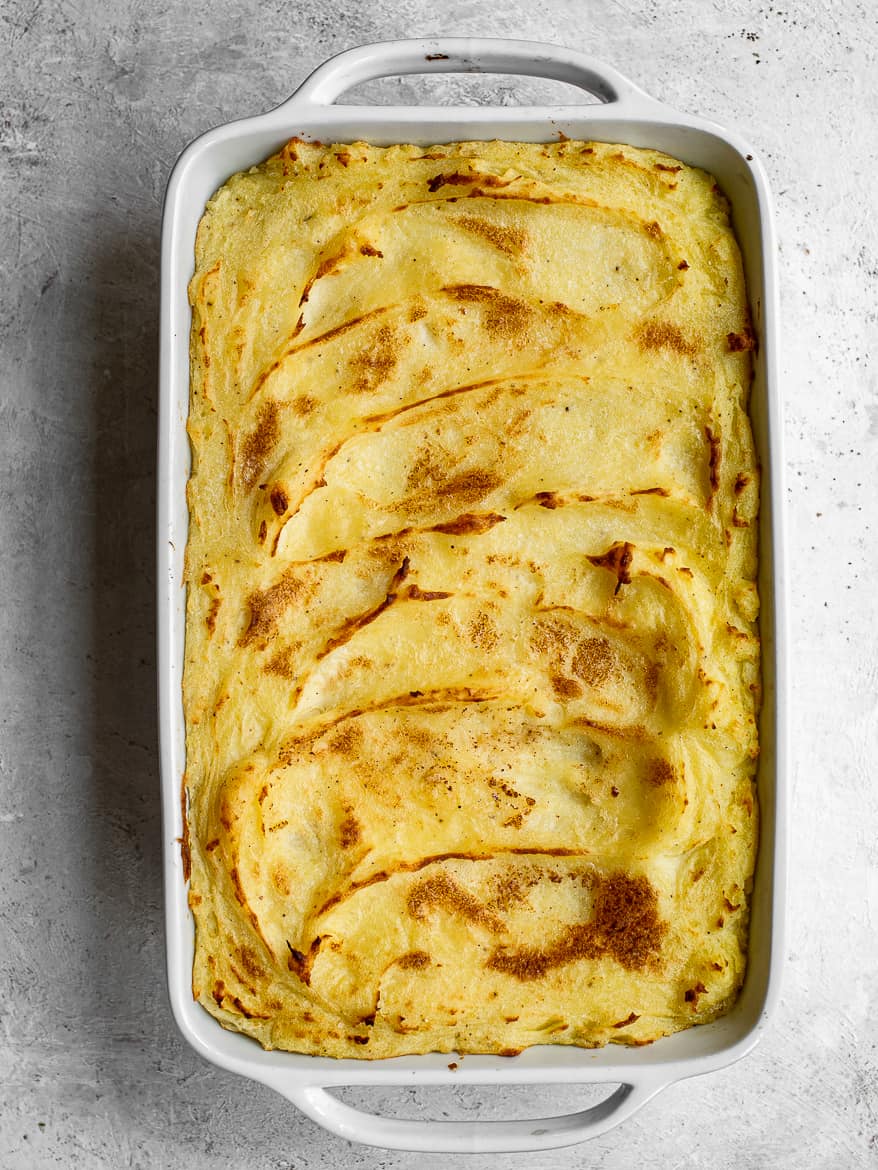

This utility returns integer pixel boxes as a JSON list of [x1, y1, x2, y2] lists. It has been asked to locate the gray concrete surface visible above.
[[2, 1, 877, 1166]]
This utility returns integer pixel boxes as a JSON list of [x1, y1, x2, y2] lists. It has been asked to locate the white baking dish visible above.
[[158, 38, 787, 1153]]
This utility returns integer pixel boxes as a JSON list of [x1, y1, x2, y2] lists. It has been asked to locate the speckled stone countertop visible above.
[[2, 1, 876, 1166]]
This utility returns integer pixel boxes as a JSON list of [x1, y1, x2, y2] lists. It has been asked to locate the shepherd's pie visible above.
[[182, 138, 760, 1057]]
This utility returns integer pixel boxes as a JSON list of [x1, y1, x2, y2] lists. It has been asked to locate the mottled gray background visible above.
[[2, 0, 877, 1166]]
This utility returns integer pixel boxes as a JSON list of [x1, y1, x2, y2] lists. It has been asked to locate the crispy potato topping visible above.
[[183, 138, 759, 1057]]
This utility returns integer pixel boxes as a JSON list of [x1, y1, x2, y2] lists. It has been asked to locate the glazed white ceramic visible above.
[[158, 38, 786, 1152]]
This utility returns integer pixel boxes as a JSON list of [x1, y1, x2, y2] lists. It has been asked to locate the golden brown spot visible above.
[[486, 871, 666, 979], [407, 872, 504, 932], [468, 611, 499, 651], [293, 394, 316, 416], [350, 323, 402, 393], [726, 622, 750, 641], [264, 644, 297, 679], [587, 542, 634, 594], [397, 950, 431, 970], [488, 776, 521, 800], [257, 519, 267, 544], [427, 170, 479, 192], [644, 662, 660, 701], [706, 427, 721, 497], [205, 837, 220, 853], [471, 174, 515, 189], [239, 401, 280, 490], [654, 163, 682, 173], [371, 527, 413, 551], [551, 674, 582, 700], [328, 722, 363, 755], [430, 511, 506, 535], [678, 259, 689, 271], [238, 946, 265, 981], [405, 726, 438, 754], [535, 491, 562, 509], [205, 597, 221, 636], [456, 214, 527, 255], [442, 284, 532, 341], [437, 469, 502, 506], [531, 618, 576, 656], [644, 219, 663, 239], [272, 864, 292, 896], [286, 936, 325, 986], [571, 637, 615, 686], [269, 485, 289, 516], [339, 809, 361, 848], [239, 570, 305, 648], [685, 982, 707, 1007], [635, 321, 699, 357], [229, 866, 247, 908], [612, 1012, 641, 1027], [727, 326, 757, 352], [734, 473, 752, 495], [488, 872, 534, 911], [648, 758, 676, 786], [406, 584, 453, 601], [316, 845, 592, 915], [405, 451, 503, 512]]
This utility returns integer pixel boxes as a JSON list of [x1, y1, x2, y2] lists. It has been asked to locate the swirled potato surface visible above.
[[183, 138, 759, 1057]]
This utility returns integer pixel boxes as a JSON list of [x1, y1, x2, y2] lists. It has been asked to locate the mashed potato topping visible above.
[[183, 138, 759, 1057]]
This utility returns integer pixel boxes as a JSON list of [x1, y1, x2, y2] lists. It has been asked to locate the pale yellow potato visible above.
[[183, 138, 759, 1057]]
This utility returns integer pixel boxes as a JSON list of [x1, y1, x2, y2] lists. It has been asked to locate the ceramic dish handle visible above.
[[283, 38, 658, 112], [282, 1078, 665, 1153]]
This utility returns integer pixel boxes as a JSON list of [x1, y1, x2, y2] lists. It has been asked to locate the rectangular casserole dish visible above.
[[158, 37, 787, 1153]]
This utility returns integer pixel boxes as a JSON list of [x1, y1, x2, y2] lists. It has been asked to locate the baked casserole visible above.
[[182, 138, 760, 1058]]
